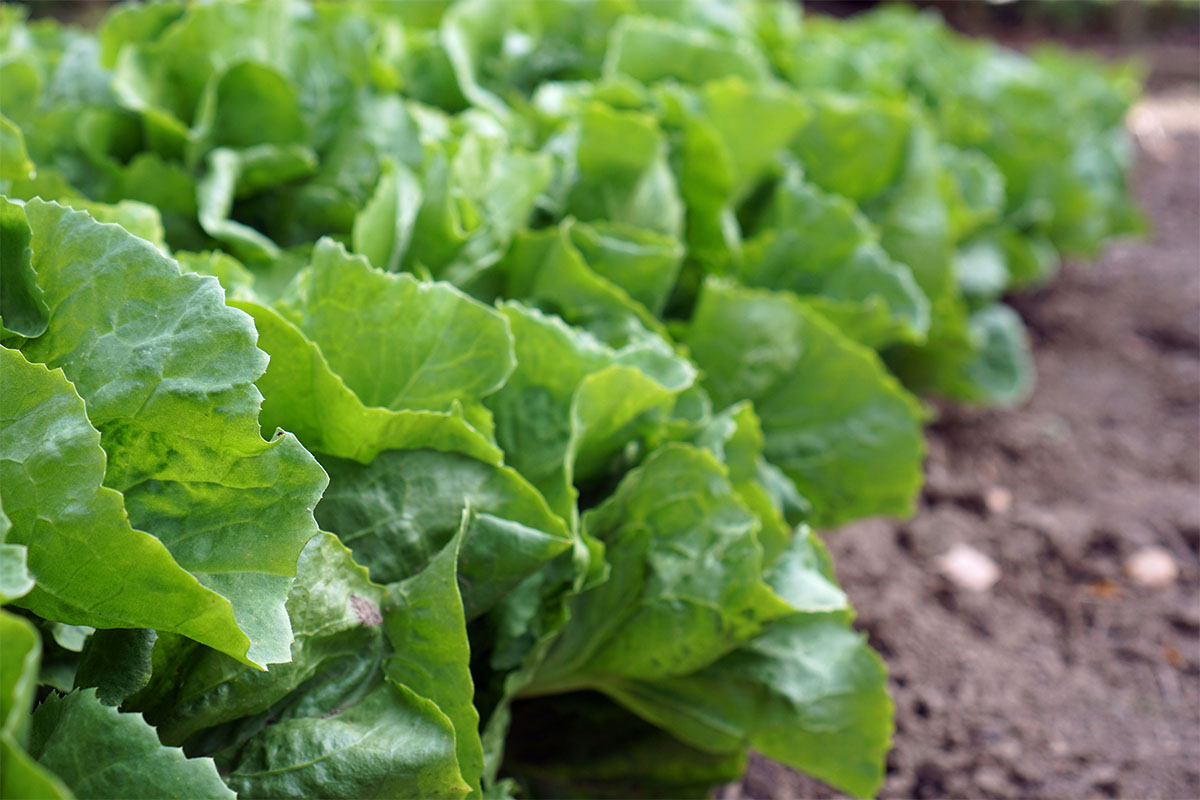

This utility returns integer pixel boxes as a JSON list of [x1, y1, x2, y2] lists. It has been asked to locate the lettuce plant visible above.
[[0, 1, 1137, 798]]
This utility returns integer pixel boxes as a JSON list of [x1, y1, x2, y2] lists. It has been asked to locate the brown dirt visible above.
[[720, 83, 1200, 799]]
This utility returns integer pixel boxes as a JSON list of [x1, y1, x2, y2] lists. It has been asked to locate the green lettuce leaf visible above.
[[27, 689, 234, 800], [566, 103, 683, 239], [108, 0, 368, 160], [184, 241, 512, 468], [739, 166, 874, 293], [0, 198, 47, 341], [999, 227, 1059, 290], [197, 145, 318, 262], [1, 610, 40, 746], [692, 78, 810, 200], [524, 443, 791, 693], [218, 681, 469, 800], [941, 145, 1006, 242], [739, 167, 929, 347], [117, 153, 205, 250], [865, 113, 955, 302], [59, 198, 167, 250], [790, 93, 911, 204], [959, 303, 1034, 407], [657, 77, 810, 274], [599, 532, 892, 799], [410, 126, 552, 285], [190, 60, 308, 157], [684, 279, 925, 527], [468, 220, 668, 348], [123, 532, 385, 746], [803, 243, 930, 349], [352, 158, 423, 272], [486, 302, 694, 518], [887, 301, 1034, 407], [693, 402, 790, 565], [383, 519, 483, 797], [0, 531, 35, 605], [17, 199, 327, 667], [1, 733, 73, 800], [953, 235, 1009, 303], [603, 15, 768, 86], [0, 610, 73, 800], [234, 298, 504, 465], [0, 491, 29, 604], [73, 629, 157, 708], [0, 114, 34, 181], [568, 220, 683, 317], [316, 449, 571, 617], [651, 78, 809, 278], [0, 346, 256, 662], [276, 237, 514, 417]]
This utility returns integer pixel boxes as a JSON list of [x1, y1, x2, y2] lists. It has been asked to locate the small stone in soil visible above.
[[991, 738, 1023, 762], [974, 766, 1010, 795], [1124, 546, 1179, 588], [936, 544, 1002, 592], [985, 486, 1014, 515]]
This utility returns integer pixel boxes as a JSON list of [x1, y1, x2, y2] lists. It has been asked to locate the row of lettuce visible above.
[[0, 1, 1138, 798]]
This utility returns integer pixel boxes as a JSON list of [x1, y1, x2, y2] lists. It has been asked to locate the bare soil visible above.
[[721, 83, 1200, 799]]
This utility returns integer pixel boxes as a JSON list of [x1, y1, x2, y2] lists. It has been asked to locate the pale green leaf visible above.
[[234, 298, 503, 465], [568, 220, 683, 316], [603, 15, 768, 86], [0, 610, 73, 800], [277, 238, 515, 413], [961, 303, 1034, 407], [1, 609, 40, 743], [61, 199, 166, 250], [0, 114, 34, 181], [790, 93, 911, 204], [352, 158, 423, 272], [1, 734, 74, 800], [472, 221, 669, 348], [954, 236, 1009, 302], [0, 487, 34, 607], [607, 612, 892, 799], [0, 543, 33, 605], [0, 347, 252, 661], [567, 103, 684, 239], [18, 199, 327, 667]]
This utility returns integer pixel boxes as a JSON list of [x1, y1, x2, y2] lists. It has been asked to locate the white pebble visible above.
[[1124, 546, 1178, 588], [985, 485, 1013, 515], [936, 544, 1001, 592]]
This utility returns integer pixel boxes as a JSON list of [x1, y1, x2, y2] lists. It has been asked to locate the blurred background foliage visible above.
[[20, 0, 1200, 38], [811, 0, 1199, 39]]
